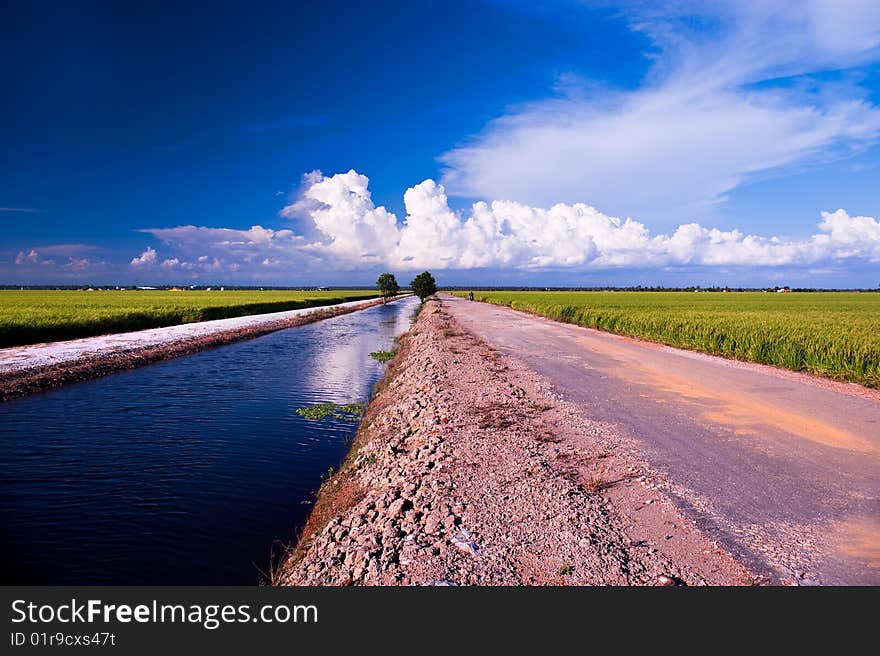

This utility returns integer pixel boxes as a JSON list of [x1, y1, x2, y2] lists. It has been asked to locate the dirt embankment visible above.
[[281, 299, 754, 586], [0, 297, 393, 402]]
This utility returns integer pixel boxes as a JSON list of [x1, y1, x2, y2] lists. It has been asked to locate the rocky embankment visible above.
[[282, 299, 754, 585]]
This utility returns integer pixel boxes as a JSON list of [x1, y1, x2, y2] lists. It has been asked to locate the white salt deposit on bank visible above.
[[0, 297, 386, 375]]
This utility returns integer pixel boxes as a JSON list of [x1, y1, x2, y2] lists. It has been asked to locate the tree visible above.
[[376, 273, 399, 303], [410, 271, 437, 303]]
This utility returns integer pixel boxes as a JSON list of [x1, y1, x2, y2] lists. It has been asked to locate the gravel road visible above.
[[443, 294, 880, 585], [284, 299, 751, 586]]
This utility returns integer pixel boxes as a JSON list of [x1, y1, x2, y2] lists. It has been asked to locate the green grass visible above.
[[369, 350, 396, 362], [0, 289, 378, 347], [452, 291, 880, 388]]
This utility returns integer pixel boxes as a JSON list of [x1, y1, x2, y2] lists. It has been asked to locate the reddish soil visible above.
[[443, 294, 880, 585], [282, 299, 754, 586]]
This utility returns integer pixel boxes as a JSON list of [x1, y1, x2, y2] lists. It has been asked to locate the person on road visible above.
[[468, 291, 474, 301]]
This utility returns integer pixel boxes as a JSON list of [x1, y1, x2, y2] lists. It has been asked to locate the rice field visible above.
[[0, 289, 378, 347], [452, 291, 880, 388]]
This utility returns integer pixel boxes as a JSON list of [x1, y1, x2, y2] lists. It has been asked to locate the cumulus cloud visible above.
[[15, 249, 56, 266], [126, 244, 240, 276], [138, 170, 880, 276], [142, 226, 302, 261], [280, 170, 399, 263], [16, 249, 42, 265], [281, 171, 880, 269], [439, 0, 880, 222], [140, 226, 303, 275], [130, 246, 158, 268], [61, 257, 95, 272], [13, 247, 104, 274]]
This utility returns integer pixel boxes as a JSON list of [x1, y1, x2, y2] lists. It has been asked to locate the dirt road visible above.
[[284, 300, 752, 586], [442, 294, 880, 585]]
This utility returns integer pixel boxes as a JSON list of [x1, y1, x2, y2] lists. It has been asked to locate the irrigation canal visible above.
[[0, 296, 418, 584]]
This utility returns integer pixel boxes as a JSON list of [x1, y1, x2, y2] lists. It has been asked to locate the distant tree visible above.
[[410, 271, 437, 303], [376, 272, 399, 303]]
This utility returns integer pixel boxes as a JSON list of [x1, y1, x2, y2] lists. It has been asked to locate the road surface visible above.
[[442, 294, 880, 585]]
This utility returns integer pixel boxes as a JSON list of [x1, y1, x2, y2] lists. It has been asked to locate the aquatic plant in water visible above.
[[369, 350, 395, 362], [296, 402, 365, 421]]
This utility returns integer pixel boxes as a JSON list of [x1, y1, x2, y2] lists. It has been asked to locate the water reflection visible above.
[[0, 297, 418, 584]]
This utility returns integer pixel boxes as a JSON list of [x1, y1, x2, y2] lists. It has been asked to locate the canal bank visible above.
[[0, 295, 408, 402], [282, 298, 754, 585], [0, 296, 418, 584]]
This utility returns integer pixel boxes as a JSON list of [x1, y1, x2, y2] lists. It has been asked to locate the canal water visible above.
[[0, 297, 418, 584]]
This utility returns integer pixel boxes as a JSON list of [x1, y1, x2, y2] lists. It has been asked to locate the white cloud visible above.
[[13, 247, 104, 274], [143, 226, 301, 258], [272, 170, 880, 270], [127, 244, 242, 276], [61, 257, 97, 272], [130, 246, 157, 268], [62, 257, 87, 271], [16, 249, 41, 265], [438, 0, 880, 222], [15, 249, 55, 266], [280, 170, 399, 263], [139, 170, 880, 276]]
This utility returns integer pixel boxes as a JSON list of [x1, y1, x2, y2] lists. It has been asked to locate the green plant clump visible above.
[[369, 350, 396, 362], [296, 402, 365, 421]]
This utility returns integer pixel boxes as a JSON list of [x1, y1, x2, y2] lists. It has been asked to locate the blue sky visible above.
[[2, 0, 879, 287]]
